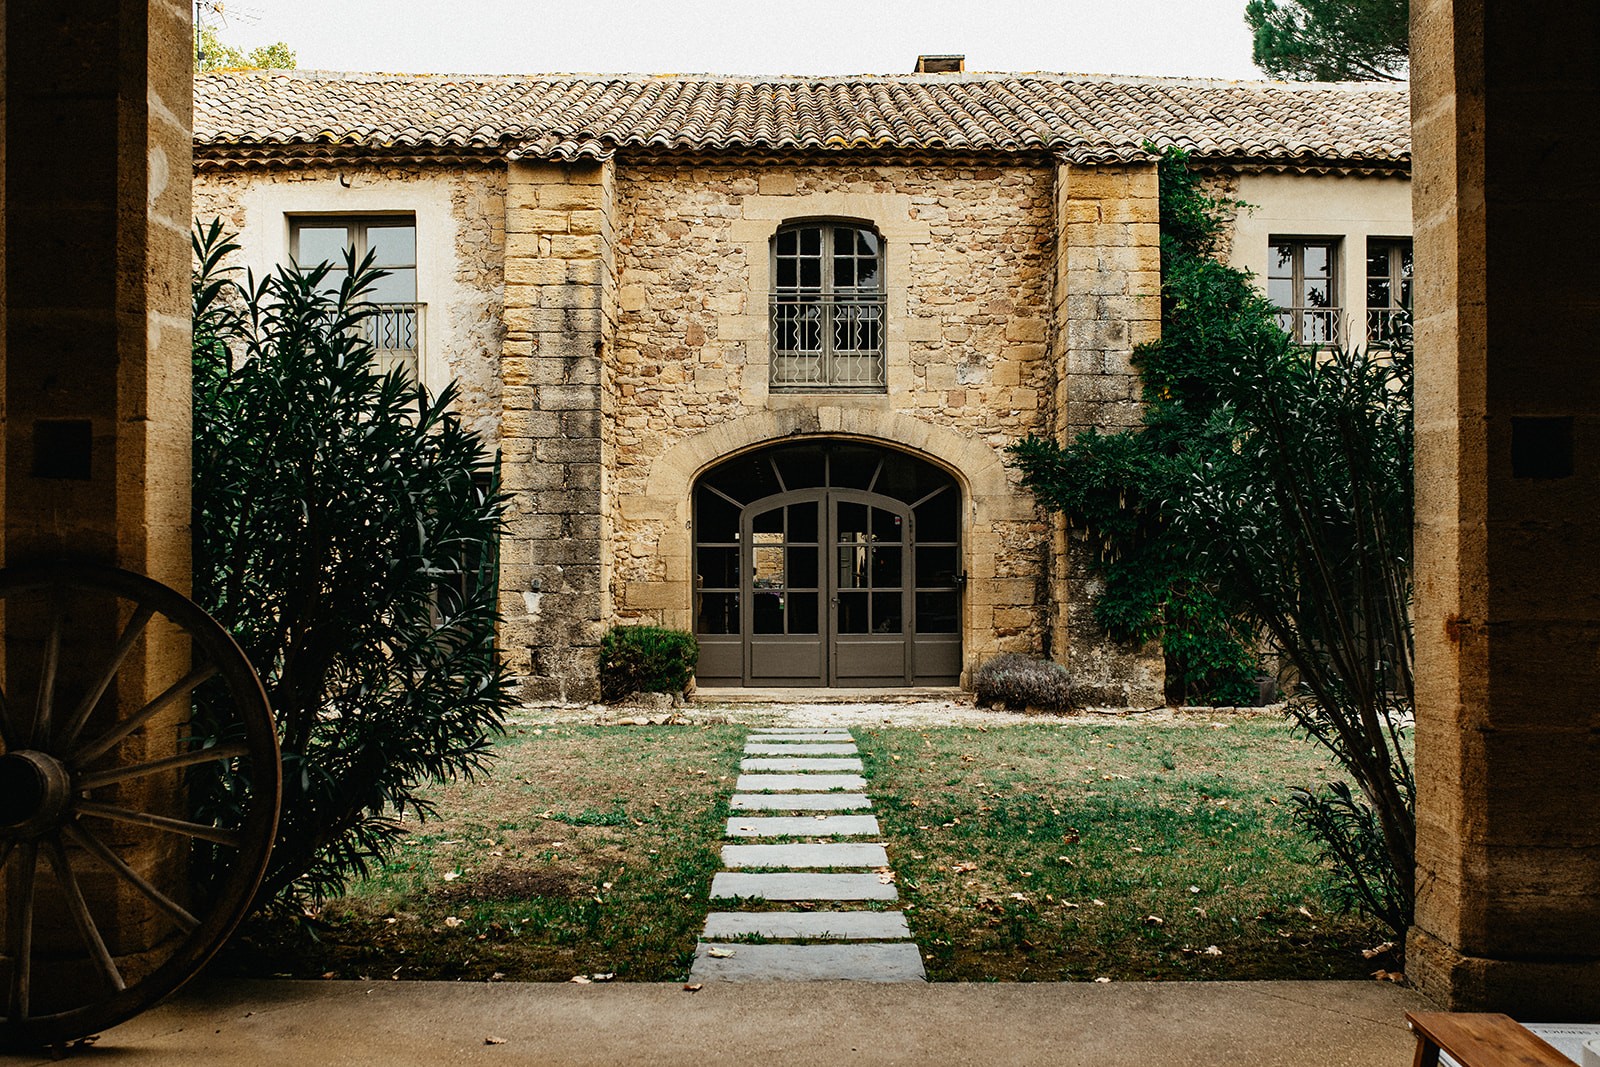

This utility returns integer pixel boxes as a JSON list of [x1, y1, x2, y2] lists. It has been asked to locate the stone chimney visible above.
[[914, 55, 965, 74]]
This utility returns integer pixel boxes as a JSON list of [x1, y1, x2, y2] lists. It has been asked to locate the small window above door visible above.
[[770, 222, 886, 391]]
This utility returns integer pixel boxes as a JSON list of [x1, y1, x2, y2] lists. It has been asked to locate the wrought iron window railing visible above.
[[1276, 305, 1342, 348], [365, 302, 425, 379], [1366, 307, 1411, 346], [770, 293, 886, 389]]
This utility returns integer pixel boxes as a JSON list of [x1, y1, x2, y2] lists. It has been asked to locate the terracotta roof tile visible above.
[[194, 70, 1410, 167]]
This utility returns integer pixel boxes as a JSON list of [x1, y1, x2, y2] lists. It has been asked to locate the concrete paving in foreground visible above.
[[61, 978, 1432, 1067]]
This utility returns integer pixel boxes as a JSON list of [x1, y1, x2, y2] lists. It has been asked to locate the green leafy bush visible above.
[[599, 626, 699, 702], [973, 654, 1072, 713], [191, 220, 515, 909]]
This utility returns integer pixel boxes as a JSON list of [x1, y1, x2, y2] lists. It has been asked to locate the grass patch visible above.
[[213, 723, 745, 982], [855, 715, 1396, 981]]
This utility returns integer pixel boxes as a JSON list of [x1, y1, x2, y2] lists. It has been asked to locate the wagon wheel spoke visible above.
[[0, 686, 17, 754], [55, 604, 155, 752], [5, 842, 38, 1021], [30, 599, 64, 750], [42, 837, 124, 993], [71, 663, 220, 767], [76, 740, 251, 791], [74, 802, 242, 849], [63, 824, 199, 934]]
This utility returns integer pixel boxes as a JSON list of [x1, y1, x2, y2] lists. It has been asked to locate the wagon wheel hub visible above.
[[0, 751, 70, 838]]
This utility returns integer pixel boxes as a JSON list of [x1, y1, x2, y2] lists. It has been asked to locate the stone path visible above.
[[690, 727, 926, 983]]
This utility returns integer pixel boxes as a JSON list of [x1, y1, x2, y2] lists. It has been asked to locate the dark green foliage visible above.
[[1172, 332, 1416, 939], [598, 626, 699, 702], [1245, 0, 1409, 81], [1290, 781, 1406, 934], [191, 219, 515, 909], [1009, 149, 1270, 705], [973, 654, 1072, 712]]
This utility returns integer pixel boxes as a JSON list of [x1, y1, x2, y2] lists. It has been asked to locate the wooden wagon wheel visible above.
[[0, 562, 280, 1049]]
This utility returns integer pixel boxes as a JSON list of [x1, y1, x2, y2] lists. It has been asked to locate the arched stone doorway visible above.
[[693, 440, 961, 687]]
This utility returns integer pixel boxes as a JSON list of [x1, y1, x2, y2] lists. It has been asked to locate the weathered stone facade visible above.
[[608, 163, 1057, 664], [191, 71, 1413, 706]]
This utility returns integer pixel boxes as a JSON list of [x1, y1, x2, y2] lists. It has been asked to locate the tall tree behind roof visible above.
[[1245, 0, 1409, 81]]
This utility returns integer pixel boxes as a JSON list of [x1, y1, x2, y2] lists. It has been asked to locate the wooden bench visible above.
[[1407, 1012, 1575, 1067]]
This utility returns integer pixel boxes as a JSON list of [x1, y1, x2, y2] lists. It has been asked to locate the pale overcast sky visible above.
[[211, 0, 1270, 81]]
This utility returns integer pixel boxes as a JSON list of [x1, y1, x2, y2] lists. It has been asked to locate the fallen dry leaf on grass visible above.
[[1361, 941, 1396, 960]]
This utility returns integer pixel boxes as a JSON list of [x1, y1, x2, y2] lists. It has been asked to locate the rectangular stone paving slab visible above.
[[749, 727, 852, 734], [689, 942, 925, 982], [720, 842, 889, 868], [701, 910, 914, 941], [736, 773, 866, 792], [746, 733, 856, 742], [729, 793, 872, 811], [725, 814, 881, 837], [743, 743, 860, 755], [740, 757, 865, 772], [710, 872, 897, 901]]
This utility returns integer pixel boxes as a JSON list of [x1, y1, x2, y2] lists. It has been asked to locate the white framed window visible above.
[[1269, 238, 1341, 347], [290, 216, 423, 379], [769, 221, 886, 390]]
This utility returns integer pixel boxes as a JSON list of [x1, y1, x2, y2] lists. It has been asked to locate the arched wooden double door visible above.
[[693, 441, 961, 687]]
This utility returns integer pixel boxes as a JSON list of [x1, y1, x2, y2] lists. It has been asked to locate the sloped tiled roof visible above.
[[194, 70, 1410, 170]]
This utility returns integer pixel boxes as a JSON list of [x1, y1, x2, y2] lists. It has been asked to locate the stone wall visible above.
[[1048, 162, 1165, 706], [604, 161, 1056, 681], [497, 160, 617, 702]]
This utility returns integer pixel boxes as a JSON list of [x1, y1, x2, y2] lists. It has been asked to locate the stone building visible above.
[[192, 67, 1411, 704]]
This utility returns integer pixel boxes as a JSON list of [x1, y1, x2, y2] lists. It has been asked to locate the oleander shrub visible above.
[[191, 219, 514, 910], [973, 654, 1073, 713], [599, 626, 700, 702]]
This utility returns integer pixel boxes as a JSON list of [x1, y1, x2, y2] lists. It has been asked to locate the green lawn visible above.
[[215, 723, 747, 982], [214, 713, 1395, 983], [855, 716, 1393, 981]]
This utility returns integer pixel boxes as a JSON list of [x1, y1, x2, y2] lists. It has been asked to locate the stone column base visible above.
[[1407, 927, 1600, 1019]]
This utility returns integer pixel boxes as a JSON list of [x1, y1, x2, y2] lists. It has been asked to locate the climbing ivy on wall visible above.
[[1009, 147, 1285, 705]]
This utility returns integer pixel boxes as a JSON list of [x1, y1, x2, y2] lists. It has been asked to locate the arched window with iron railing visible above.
[[769, 221, 885, 390]]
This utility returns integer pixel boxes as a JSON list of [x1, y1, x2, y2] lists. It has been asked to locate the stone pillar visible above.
[[1, 0, 194, 978], [499, 159, 616, 702], [1408, 0, 1600, 1016], [4, 0, 191, 579], [1048, 161, 1164, 706]]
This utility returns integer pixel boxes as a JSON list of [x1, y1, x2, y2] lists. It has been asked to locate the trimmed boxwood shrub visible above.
[[599, 626, 699, 702], [973, 654, 1072, 713]]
